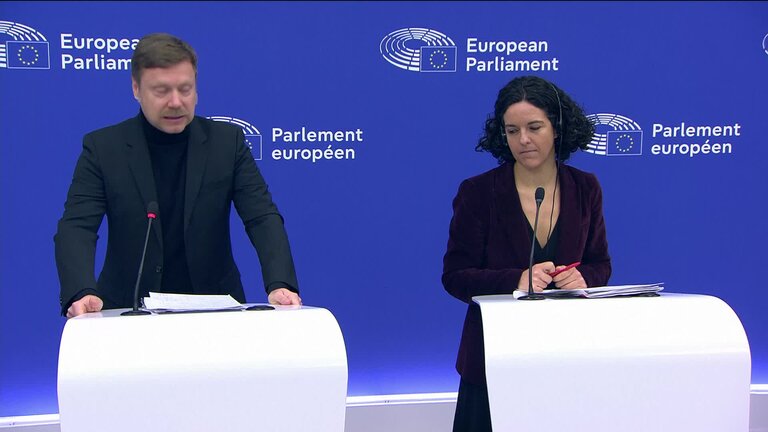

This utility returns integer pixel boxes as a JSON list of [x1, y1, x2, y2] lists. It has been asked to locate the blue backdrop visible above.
[[1, 1, 766, 417]]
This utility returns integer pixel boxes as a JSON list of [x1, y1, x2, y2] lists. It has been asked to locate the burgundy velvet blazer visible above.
[[442, 162, 611, 385]]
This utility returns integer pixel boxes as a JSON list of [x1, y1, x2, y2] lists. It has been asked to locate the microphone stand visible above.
[[519, 187, 546, 301], [122, 203, 157, 316]]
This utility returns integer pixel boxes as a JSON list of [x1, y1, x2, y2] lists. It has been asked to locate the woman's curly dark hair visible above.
[[476, 76, 595, 164]]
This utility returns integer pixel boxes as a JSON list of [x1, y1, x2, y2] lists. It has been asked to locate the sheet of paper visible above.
[[513, 283, 665, 299], [142, 292, 243, 311], [540, 283, 664, 299]]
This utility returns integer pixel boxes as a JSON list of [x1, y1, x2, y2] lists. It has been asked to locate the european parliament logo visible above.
[[585, 113, 643, 156], [208, 116, 263, 161], [380, 28, 457, 72], [0, 21, 50, 69], [763, 32, 768, 56]]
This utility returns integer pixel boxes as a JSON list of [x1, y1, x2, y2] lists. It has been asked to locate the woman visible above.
[[442, 75, 612, 431]]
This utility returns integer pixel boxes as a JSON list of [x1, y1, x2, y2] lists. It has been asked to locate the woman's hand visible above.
[[552, 265, 587, 290], [518, 261, 555, 292]]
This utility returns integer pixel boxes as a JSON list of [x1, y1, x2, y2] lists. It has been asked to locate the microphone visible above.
[[121, 202, 158, 316], [519, 187, 547, 301]]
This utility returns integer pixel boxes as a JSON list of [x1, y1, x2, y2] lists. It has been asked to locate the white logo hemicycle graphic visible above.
[[380, 27, 457, 72], [586, 113, 643, 156], [0, 20, 50, 69], [208, 116, 263, 160], [763, 33, 768, 55]]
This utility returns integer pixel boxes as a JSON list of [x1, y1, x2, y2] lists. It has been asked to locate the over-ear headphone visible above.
[[549, 82, 564, 159], [546, 81, 564, 246]]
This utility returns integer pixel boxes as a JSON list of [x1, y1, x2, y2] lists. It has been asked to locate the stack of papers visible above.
[[142, 292, 243, 312], [538, 283, 664, 299]]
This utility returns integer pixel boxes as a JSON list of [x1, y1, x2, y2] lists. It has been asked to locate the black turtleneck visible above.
[[140, 111, 193, 295]]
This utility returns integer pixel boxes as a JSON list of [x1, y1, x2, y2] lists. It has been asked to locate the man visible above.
[[55, 33, 300, 318]]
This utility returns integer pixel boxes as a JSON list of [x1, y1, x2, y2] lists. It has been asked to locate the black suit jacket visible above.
[[442, 162, 611, 385], [55, 115, 298, 314]]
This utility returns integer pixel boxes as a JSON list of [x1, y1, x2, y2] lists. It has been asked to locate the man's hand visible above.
[[268, 288, 302, 306], [66, 295, 104, 318]]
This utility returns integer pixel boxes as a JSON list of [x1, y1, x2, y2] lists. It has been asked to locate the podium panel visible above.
[[58, 306, 348, 432], [474, 293, 750, 432]]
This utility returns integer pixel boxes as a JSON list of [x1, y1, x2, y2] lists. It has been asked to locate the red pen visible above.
[[548, 261, 581, 278]]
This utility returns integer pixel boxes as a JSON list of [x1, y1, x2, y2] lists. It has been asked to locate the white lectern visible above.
[[58, 305, 347, 432], [474, 293, 751, 431]]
